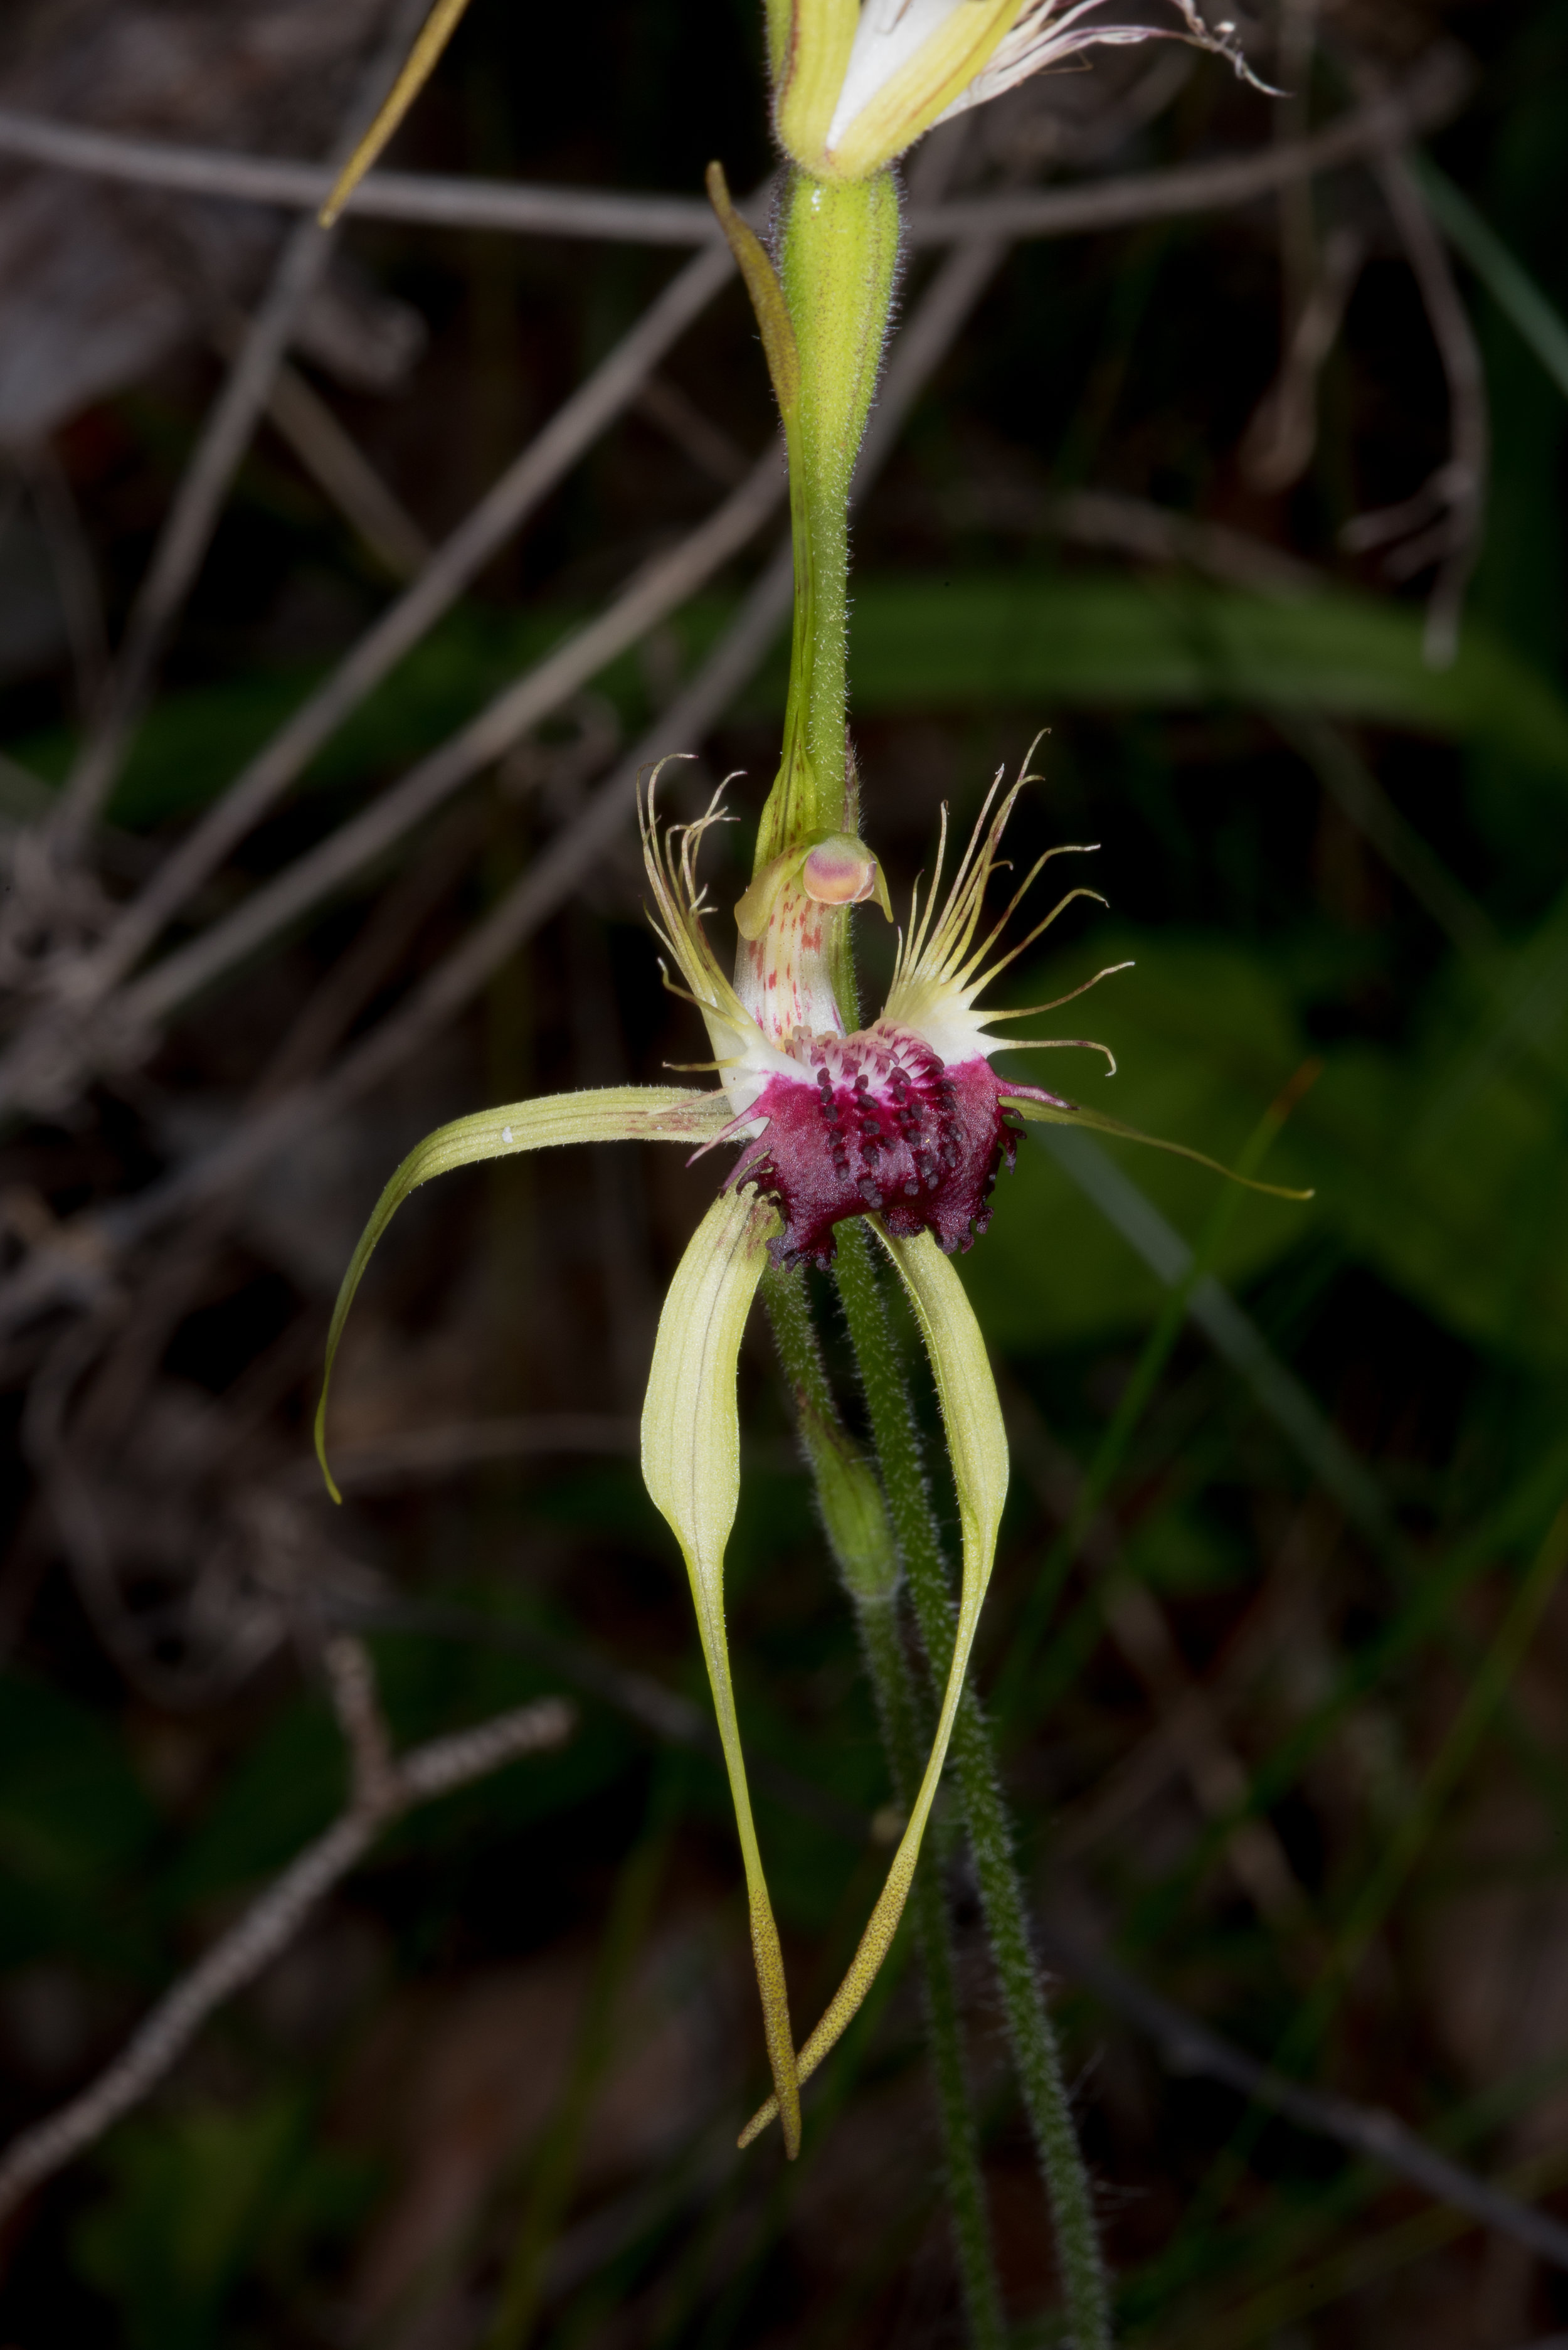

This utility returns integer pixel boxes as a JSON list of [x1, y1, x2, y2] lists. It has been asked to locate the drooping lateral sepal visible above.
[[315, 1085, 731, 1501], [641, 1184, 804, 2157], [739, 1221, 1006, 2144]]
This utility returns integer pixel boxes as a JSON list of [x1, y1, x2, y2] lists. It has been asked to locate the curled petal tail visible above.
[[314, 1085, 730, 1501]]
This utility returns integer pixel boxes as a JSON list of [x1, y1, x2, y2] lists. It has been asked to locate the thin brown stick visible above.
[[0, 104, 719, 244], [259, 354, 433, 580], [47, 242, 734, 1016], [1370, 142, 1489, 668], [1240, 0, 1321, 490], [0, 1688, 574, 2227], [1036, 1918, 1568, 2275], [320, 1632, 398, 1812], [330, 1589, 867, 1841], [911, 44, 1468, 245], [48, 0, 437, 847], [0, 47, 1468, 250], [0, 228, 1024, 1336], [122, 439, 788, 1026], [285, 1412, 639, 1492]]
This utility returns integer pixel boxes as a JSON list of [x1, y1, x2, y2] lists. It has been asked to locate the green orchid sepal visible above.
[[314, 1085, 731, 1502]]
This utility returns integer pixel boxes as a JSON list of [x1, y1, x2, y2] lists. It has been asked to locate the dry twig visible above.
[[0, 210, 1025, 1338], [47, 0, 437, 851], [22, 241, 735, 1029], [0, 47, 1468, 250], [1038, 1919, 1568, 2275], [0, 1643, 574, 2230], [1340, 65, 1488, 667]]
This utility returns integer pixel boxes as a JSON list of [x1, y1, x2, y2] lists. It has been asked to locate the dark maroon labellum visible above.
[[728, 1033, 1033, 1269]]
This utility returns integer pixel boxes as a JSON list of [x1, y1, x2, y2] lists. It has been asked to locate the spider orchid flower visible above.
[[315, 760, 1300, 2157], [768, 0, 1274, 184]]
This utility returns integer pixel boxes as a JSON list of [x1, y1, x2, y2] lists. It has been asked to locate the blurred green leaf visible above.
[[0, 1673, 159, 1968], [1412, 156, 1568, 403], [157, 1703, 343, 1914], [12, 570, 1566, 844], [832, 573, 1568, 777], [968, 907, 1568, 1372], [73, 2089, 376, 2350], [968, 917, 1568, 1370], [1298, 963, 1568, 1368], [961, 933, 1316, 1352]]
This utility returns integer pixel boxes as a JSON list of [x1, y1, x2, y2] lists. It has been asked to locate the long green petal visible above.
[[641, 1184, 803, 2157], [739, 1221, 1007, 2147], [1002, 1092, 1313, 1203], [315, 1085, 728, 1499]]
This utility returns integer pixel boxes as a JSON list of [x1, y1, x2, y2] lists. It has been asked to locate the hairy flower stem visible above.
[[858, 1593, 1007, 2350], [763, 1265, 1005, 2349], [775, 169, 899, 828], [738, 166, 899, 871], [832, 1220, 1114, 2350]]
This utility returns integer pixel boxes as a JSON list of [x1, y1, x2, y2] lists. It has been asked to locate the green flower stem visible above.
[[859, 1589, 1007, 2350], [763, 1265, 1005, 2350], [777, 169, 899, 817], [832, 1221, 1113, 2350], [753, 166, 900, 866]]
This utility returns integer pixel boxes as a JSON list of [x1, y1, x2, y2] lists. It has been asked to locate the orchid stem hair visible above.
[[763, 1263, 1007, 2347], [832, 1221, 1114, 2350]]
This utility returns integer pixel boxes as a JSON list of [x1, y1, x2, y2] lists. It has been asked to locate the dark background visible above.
[[2, 2, 1567, 2344]]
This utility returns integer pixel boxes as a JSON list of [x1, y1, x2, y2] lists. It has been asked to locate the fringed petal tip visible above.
[[313, 1085, 731, 1507]]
